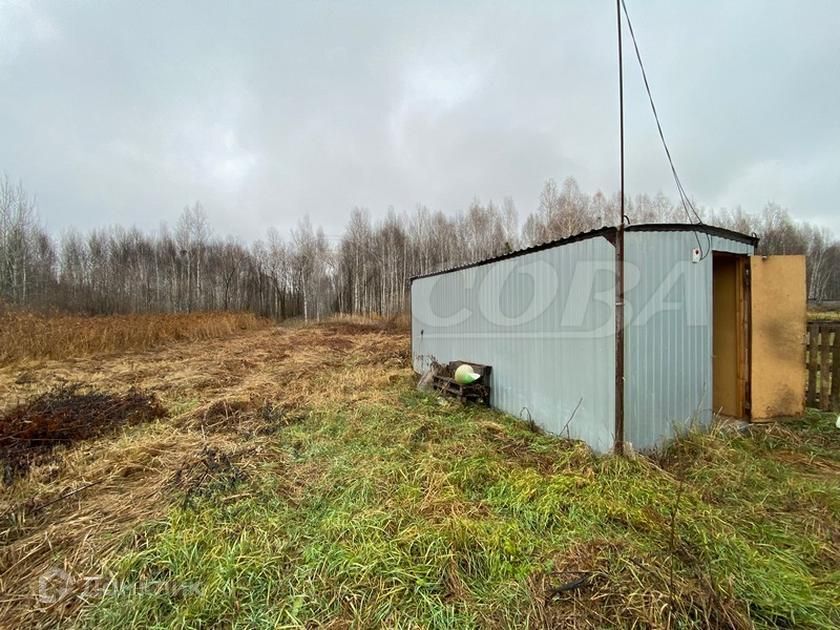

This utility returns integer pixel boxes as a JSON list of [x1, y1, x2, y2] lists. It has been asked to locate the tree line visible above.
[[1, 174, 838, 320]]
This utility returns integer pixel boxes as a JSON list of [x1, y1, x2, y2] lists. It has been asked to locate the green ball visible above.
[[454, 364, 479, 385]]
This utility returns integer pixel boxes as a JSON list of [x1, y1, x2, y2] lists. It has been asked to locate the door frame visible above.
[[712, 252, 750, 418]]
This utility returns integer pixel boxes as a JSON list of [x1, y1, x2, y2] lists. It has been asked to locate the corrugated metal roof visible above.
[[409, 225, 615, 281], [409, 223, 759, 282], [626, 223, 758, 245]]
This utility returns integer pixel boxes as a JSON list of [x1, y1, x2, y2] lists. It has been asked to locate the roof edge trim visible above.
[[625, 223, 759, 246], [409, 226, 616, 282], [409, 223, 758, 282]]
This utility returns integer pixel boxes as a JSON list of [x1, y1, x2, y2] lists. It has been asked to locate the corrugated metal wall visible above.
[[623, 230, 754, 450], [411, 227, 755, 453], [411, 236, 617, 452]]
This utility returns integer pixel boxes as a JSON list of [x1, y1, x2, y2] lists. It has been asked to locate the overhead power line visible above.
[[619, 0, 711, 258]]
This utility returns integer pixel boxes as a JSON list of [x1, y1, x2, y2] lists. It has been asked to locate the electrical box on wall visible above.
[[691, 248, 701, 263]]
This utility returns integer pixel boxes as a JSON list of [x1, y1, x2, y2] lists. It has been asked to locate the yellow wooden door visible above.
[[749, 255, 807, 420]]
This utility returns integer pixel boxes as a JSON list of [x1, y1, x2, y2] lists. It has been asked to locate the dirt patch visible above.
[[536, 538, 751, 629], [478, 420, 590, 474], [169, 445, 250, 507], [321, 319, 407, 337], [188, 398, 307, 438], [1, 385, 166, 482], [202, 398, 255, 422], [252, 402, 307, 435], [319, 336, 354, 351]]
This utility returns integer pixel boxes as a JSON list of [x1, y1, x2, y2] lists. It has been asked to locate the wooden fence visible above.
[[806, 321, 840, 410]]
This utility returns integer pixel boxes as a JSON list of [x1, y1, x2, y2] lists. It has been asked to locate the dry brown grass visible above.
[[0, 319, 409, 627], [325, 311, 411, 329], [0, 423, 280, 627], [0, 311, 270, 365]]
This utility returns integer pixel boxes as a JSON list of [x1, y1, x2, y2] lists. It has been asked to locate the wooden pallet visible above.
[[432, 361, 492, 406]]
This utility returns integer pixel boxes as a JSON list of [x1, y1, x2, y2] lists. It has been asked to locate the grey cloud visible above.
[[1, 0, 838, 241]]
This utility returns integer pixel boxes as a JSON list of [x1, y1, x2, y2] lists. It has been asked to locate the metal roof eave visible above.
[[409, 223, 759, 283]]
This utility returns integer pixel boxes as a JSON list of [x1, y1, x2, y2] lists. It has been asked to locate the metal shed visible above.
[[410, 224, 806, 453]]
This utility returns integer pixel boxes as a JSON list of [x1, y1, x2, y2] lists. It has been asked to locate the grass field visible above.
[[1, 316, 838, 628], [0, 310, 269, 364]]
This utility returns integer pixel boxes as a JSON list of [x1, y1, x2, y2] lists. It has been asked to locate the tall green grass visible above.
[[80, 392, 840, 628]]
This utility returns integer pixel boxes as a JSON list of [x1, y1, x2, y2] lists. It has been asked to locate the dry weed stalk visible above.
[[0, 311, 270, 364]]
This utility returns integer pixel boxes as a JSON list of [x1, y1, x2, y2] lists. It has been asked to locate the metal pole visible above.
[[615, 0, 626, 455], [618, 0, 625, 219]]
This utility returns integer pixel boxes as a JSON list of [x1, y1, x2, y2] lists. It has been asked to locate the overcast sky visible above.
[[2, 0, 838, 241]]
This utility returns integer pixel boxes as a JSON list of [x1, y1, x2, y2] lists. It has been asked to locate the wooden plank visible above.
[[749, 256, 807, 419], [806, 323, 819, 408], [831, 330, 840, 411], [820, 327, 832, 410]]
